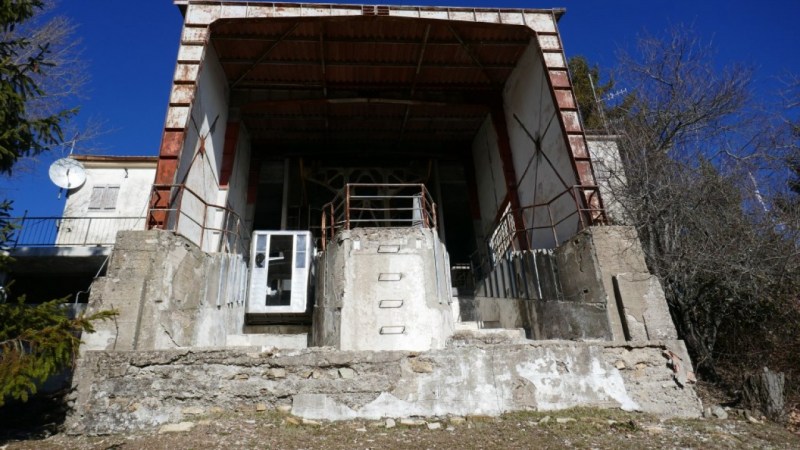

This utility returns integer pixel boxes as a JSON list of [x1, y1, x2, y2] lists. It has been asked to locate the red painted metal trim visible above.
[[490, 106, 529, 251]]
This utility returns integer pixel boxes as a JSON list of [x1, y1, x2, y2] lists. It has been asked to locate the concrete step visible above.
[[455, 321, 479, 331], [449, 327, 528, 347], [227, 333, 309, 349]]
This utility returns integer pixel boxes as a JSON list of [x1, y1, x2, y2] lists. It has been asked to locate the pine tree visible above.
[[0, 0, 76, 174], [0, 2, 114, 407]]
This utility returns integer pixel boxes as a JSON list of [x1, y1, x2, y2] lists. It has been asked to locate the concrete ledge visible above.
[[67, 340, 701, 434]]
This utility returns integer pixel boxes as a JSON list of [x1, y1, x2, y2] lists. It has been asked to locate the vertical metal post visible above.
[[280, 158, 290, 230], [321, 210, 327, 251], [83, 218, 92, 246], [547, 205, 558, 246], [345, 184, 351, 230]]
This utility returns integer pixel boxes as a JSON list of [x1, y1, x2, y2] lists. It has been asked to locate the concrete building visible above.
[[57, 1, 702, 432]]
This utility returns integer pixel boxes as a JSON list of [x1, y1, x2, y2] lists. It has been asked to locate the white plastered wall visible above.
[[214, 124, 252, 254], [59, 163, 155, 245], [502, 40, 580, 248], [471, 117, 507, 237], [174, 45, 230, 252], [587, 136, 628, 225]]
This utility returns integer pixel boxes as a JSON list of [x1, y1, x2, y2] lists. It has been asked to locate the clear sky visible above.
[[2, 0, 799, 217]]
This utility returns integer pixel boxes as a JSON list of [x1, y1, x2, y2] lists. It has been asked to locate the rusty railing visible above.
[[320, 183, 437, 250], [147, 183, 248, 256], [488, 185, 604, 260]]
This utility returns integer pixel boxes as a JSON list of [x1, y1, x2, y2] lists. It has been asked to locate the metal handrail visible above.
[[7, 216, 146, 247], [488, 185, 604, 259], [321, 183, 437, 250], [148, 183, 248, 256]]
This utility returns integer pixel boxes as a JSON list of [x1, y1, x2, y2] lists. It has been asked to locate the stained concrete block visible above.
[[537, 300, 612, 340], [614, 273, 677, 341], [79, 230, 245, 353], [313, 228, 454, 351]]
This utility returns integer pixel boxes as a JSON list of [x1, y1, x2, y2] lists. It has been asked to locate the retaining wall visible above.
[[67, 339, 701, 434]]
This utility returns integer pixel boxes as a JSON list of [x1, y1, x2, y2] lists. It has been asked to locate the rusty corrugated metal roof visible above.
[[208, 11, 539, 146]]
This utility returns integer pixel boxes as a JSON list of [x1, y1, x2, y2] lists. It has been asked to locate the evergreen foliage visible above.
[[0, 0, 76, 174], [0, 298, 116, 406], [568, 55, 610, 130]]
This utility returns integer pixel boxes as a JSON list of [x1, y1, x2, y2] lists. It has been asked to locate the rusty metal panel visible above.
[[169, 84, 195, 105], [499, 12, 525, 25], [220, 4, 247, 19], [537, 35, 560, 50], [174, 63, 199, 82], [186, 3, 220, 25], [177, 44, 204, 62], [182, 26, 208, 44], [543, 51, 565, 68], [155, 159, 178, 185], [420, 10, 449, 20], [548, 70, 571, 88], [555, 89, 575, 109], [246, 4, 272, 18], [450, 11, 475, 22], [575, 161, 595, 185], [568, 136, 589, 158], [391, 9, 420, 18], [561, 111, 582, 133], [165, 106, 191, 130], [474, 11, 501, 23], [524, 13, 556, 33], [160, 131, 186, 158]]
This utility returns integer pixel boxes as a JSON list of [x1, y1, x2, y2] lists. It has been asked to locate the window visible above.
[[88, 185, 120, 210], [295, 234, 307, 268]]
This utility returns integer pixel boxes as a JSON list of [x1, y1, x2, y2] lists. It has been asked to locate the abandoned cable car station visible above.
[[60, 1, 703, 433]]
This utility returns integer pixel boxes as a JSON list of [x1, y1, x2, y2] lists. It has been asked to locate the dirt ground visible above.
[[3, 407, 799, 450]]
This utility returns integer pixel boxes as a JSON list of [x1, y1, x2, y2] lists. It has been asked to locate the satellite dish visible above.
[[48, 157, 87, 190]]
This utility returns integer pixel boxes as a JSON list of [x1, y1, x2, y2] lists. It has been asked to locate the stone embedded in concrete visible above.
[[158, 422, 195, 433], [338, 367, 356, 379], [181, 406, 204, 415], [67, 341, 702, 434]]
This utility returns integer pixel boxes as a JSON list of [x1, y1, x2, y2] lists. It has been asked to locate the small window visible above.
[[295, 234, 307, 268], [88, 185, 120, 210]]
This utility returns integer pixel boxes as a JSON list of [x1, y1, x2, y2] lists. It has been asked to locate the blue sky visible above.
[[2, 0, 799, 217]]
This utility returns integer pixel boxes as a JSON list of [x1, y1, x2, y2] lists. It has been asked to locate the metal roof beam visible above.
[[230, 22, 300, 89]]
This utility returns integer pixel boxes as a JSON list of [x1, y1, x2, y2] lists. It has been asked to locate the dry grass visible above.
[[4, 408, 799, 450]]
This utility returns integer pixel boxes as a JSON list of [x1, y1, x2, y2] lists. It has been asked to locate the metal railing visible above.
[[321, 183, 437, 250], [147, 183, 248, 256], [488, 185, 604, 260], [7, 216, 146, 247]]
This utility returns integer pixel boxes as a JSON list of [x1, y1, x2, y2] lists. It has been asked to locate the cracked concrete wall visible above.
[[66, 340, 701, 435], [80, 230, 246, 352], [312, 227, 454, 352]]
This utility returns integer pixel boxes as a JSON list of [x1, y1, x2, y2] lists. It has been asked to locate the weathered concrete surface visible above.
[[67, 341, 701, 434], [313, 227, 454, 351], [613, 273, 678, 341], [465, 226, 677, 344], [80, 230, 246, 352], [587, 227, 677, 342]]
